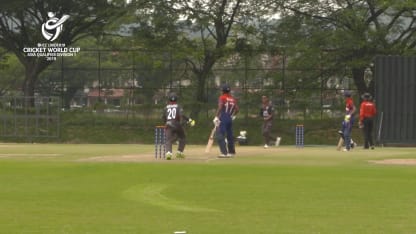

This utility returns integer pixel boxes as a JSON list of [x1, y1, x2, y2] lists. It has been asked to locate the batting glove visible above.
[[344, 114, 351, 121], [213, 116, 220, 126]]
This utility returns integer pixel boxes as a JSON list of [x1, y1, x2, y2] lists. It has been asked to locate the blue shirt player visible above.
[[213, 84, 239, 157]]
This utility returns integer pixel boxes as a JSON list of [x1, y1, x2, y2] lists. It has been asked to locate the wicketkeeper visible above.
[[162, 93, 195, 160]]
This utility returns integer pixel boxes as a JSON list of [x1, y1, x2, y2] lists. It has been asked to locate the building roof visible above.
[[87, 89, 124, 98]]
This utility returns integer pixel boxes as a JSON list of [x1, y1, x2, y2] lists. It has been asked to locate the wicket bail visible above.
[[295, 124, 304, 148], [155, 126, 166, 159]]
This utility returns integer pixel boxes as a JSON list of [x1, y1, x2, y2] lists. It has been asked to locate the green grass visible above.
[[0, 144, 416, 233]]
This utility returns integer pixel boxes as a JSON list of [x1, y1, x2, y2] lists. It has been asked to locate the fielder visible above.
[[260, 95, 279, 148], [213, 84, 239, 157], [162, 93, 195, 160]]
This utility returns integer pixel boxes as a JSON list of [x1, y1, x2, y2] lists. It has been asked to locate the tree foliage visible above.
[[0, 0, 126, 102], [1, 0, 415, 112], [0, 52, 24, 96], [269, 0, 416, 96], [126, 0, 278, 117]]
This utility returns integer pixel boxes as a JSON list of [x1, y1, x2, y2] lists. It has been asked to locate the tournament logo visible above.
[[23, 12, 80, 61], [41, 12, 70, 41]]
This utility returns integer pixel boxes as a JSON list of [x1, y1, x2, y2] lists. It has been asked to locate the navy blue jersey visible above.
[[163, 103, 184, 124], [261, 104, 274, 120]]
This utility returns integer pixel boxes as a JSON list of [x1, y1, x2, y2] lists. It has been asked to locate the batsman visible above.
[[213, 84, 239, 157], [340, 91, 356, 151], [162, 93, 195, 160]]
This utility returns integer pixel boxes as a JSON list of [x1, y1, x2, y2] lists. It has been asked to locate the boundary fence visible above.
[[18, 49, 359, 121], [0, 96, 60, 138]]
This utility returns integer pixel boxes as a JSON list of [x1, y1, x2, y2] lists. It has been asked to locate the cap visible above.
[[168, 93, 177, 102], [362, 92, 372, 100]]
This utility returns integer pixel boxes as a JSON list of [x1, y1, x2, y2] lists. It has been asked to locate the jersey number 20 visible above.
[[167, 108, 177, 120]]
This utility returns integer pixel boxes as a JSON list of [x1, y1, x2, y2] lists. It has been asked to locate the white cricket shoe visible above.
[[176, 151, 185, 159], [264, 144, 269, 148]]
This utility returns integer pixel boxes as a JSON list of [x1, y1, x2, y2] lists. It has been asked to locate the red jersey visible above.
[[359, 101, 377, 121], [218, 93, 238, 117], [345, 97, 355, 114]]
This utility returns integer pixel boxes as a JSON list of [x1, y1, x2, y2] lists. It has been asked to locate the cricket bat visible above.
[[205, 126, 217, 153], [336, 137, 344, 151]]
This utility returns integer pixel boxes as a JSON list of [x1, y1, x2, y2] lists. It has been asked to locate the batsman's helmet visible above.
[[221, 84, 231, 93], [168, 93, 177, 102], [343, 90, 352, 97]]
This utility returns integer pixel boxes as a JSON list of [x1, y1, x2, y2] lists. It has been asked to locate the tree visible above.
[[128, 0, 275, 117], [271, 0, 416, 96], [0, 0, 126, 104], [0, 51, 24, 96]]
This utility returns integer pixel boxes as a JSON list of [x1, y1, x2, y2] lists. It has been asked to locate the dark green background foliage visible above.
[[0, 112, 363, 146]]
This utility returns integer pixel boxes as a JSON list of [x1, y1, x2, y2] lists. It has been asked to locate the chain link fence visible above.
[[33, 49, 358, 120], [0, 96, 60, 138]]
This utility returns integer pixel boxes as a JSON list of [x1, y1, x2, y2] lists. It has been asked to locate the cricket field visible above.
[[1, 143, 416, 233]]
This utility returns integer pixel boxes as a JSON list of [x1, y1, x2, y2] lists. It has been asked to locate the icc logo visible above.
[[41, 12, 70, 41]]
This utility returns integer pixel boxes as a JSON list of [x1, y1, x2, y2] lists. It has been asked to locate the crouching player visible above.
[[162, 93, 195, 160]]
